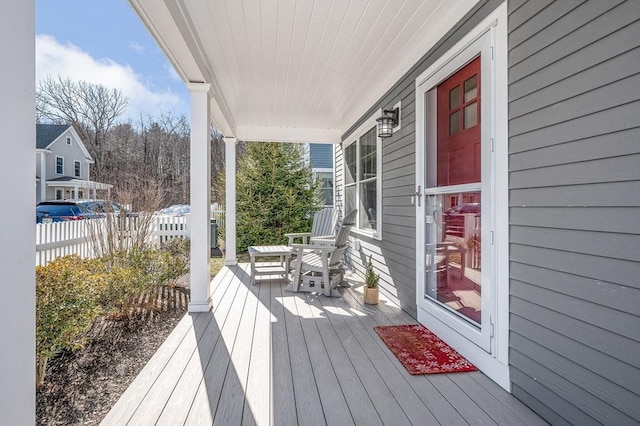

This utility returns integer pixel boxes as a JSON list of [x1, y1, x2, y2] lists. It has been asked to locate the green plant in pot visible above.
[[363, 255, 380, 305]]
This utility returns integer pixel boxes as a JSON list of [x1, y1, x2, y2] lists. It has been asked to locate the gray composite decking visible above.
[[101, 264, 546, 426]]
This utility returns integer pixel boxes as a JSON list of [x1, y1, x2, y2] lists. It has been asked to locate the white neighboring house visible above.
[[36, 123, 112, 203]]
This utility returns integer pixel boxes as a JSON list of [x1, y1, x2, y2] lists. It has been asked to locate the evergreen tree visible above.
[[236, 142, 322, 251]]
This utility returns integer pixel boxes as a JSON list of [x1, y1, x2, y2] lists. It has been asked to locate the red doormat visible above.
[[374, 324, 477, 375]]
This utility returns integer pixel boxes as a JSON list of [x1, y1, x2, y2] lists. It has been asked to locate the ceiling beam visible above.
[[235, 125, 341, 144]]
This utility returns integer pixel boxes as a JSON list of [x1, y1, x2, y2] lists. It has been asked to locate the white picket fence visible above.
[[35, 211, 224, 267], [154, 215, 189, 245], [35, 220, 95, 266]]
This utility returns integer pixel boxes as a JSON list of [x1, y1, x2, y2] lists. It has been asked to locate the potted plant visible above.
[[363, 255, 380, 305]]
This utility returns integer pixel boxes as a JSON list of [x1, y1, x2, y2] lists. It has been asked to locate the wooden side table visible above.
[[248, 245, 292, 285]]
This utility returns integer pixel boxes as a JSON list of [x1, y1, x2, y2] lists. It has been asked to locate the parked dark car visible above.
[[444, 203, 481, 215], [36, 200, 124, 223]]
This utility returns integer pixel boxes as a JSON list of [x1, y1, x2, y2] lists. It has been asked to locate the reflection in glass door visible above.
[[424, 56, 484, 327], [425, 192, 481, 325]]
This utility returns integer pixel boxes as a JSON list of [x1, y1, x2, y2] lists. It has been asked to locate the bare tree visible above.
[[36, 76, 128, 181], [35, 76, 235, 209], [133, 113, 191, 205], [86, 177, 167, 258]]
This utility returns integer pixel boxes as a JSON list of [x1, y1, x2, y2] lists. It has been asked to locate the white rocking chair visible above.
[[289, 210, 357, 297], [285, 207, 339, 245]]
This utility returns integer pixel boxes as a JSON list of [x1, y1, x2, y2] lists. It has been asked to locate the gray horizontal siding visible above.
[[510, 128, 640, 170], [309, 143, 333, 169], [511, 226, 640, 264], [511, 296, 639, 369], [510, 181, 640, 207], [334, 0, 503, 318], [508, 1, 640, 425], [334, 144, 343, 220]]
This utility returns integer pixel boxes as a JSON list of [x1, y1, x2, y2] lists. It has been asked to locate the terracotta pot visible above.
[[364, 286, 379, 305]]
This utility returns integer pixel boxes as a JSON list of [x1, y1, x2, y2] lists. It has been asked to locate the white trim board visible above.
[[342, 112, 383, 240], [414, 2, 510, 391]]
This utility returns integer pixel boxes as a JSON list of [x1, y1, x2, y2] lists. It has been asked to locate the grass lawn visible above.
[[209, 251, 250, 278]]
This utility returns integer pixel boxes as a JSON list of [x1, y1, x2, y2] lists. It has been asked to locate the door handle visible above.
[[414, 186, 422, 206]]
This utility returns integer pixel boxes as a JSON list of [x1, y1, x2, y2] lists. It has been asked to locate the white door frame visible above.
[[414, 2, 511, 390]]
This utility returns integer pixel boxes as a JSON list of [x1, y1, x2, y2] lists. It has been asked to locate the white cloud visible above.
[[165, 62, 182, 82], [36, 34, 184, 121], [128, 41, 146, 54]]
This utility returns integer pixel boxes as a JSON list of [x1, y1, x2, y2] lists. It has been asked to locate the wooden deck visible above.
[[102, 264, 546, 426]]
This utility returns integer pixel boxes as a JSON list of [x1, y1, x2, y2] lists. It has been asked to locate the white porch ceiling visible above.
[[129, 0, 478, 143]]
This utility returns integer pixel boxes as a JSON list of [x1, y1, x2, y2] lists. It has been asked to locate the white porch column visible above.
[[0, 0, 36, 424], [39, 152, 47, 201], [187, 83, 212, 312], [224, 137, 237, 265]]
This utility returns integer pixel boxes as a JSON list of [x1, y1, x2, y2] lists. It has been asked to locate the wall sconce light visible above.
[[376, 107, 399, 138]]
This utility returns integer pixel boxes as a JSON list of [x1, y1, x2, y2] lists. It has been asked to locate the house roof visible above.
[[36, 123, 94, 162], [36, 124, 70, 149], [128, 0, 478, 143], [46, 176, 112, 189], [47, 176, 78, 182]]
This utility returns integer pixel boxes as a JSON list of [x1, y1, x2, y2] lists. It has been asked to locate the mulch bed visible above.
[[36, 285, 190, 426]]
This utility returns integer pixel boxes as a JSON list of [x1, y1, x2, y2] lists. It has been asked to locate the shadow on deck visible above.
[[101, 264, 546, 426]]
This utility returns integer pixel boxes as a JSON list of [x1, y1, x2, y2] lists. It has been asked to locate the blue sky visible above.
[[36, 0, 189, 122]]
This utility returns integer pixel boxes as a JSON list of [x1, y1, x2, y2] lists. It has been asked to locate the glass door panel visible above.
[[425, 192, 482, 325], [425, 57, 483, 327], [416, 29, 495, 355]]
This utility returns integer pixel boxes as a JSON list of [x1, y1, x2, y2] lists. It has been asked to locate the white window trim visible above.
[[66, 136, 71, 145], [55, 156, 64, 175], [342, 113, 383, 240], [74, 160, 81, 178], [314, 167, 334, 207], [414, 3, 510, 390]]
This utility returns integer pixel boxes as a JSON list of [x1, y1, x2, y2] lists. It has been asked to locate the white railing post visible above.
[[0, 1, 36, 423], [224, 137, 237, 265], [187, 83, 213, 312]]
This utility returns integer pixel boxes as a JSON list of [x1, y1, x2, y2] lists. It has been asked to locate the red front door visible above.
[[424, 55, 483, 327], [436, 56, 481, 186]]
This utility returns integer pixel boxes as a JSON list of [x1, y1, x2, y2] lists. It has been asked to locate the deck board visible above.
[[317, 293, 414, 426], [184, 266, 251, 426], [339, 286, 467, 425], [270, 277, 299, 426], [304, 293, 383, 426], [214, 265, 259, 425], [347, 286, 500, 426], [331, 289, 450, 425], [449, 373, 529, 426], [279, 279, 326, 426], [100, 312, 201, 425], [470, 372, 548, 425], [156, 266, 242, 425], [101, 265, 547, 426], [242, 265, 273, 426], [103, 273, 231, 426], [292, 290, 355, 425]]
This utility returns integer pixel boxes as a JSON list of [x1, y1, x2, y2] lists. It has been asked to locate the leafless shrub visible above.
[[86, 177, 166, 258]]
